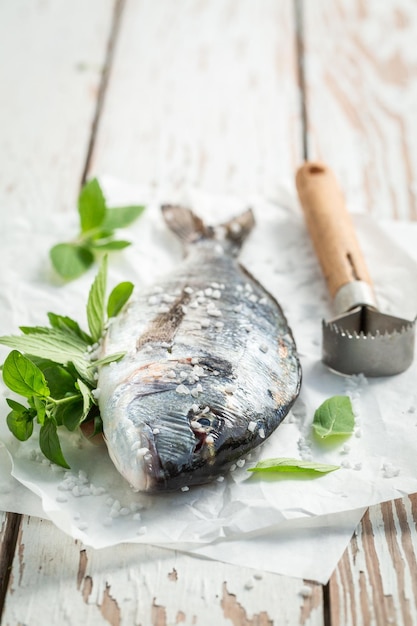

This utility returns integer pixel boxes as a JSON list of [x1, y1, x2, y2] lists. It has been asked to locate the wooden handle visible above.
[[295, 161, 373, 299]]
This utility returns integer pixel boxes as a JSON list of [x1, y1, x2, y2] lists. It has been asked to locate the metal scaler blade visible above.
[[295, 162, 416, 377]]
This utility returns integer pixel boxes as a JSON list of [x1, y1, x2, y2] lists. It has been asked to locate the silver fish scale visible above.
[[98, 211, 301, 492]]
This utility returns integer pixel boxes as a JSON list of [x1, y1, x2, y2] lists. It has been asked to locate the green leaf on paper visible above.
[[312, 395, 355, 439], [39, 418, 70, 469], [248, 458, 340, 475]]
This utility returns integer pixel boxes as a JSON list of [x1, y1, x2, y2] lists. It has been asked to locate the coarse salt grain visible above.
[[181, 486, 190, 492], [176, 384, 190, 395]]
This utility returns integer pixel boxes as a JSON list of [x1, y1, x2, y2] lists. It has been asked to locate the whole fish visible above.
[[98, 206, 301, 492]]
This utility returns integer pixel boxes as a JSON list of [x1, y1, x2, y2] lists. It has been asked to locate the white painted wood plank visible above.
[[90, 0, 302, 198], [304, 0, 417, 220], [0, 0, 115, 223], [329, 495, 417, 626], [2, 515, 324, 626]]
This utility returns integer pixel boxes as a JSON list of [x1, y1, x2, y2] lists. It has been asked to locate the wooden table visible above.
[[1, 1, 417, 624]]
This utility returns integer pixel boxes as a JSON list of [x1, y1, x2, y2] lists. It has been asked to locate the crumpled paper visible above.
[[1, 178, 416, 583]]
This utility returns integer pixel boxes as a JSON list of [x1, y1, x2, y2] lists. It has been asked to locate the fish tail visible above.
[[161, 205, 255, 252]]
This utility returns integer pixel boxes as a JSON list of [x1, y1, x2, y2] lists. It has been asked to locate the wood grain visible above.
[[329, 494, 417, 626], [90, 0, 302, 197], [0, 512, 21, 616], [1, 516, 324, 626], [303, 0, 417, 220]]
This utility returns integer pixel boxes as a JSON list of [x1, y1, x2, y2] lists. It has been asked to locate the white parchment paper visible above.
[[1, 178, 416, 583]]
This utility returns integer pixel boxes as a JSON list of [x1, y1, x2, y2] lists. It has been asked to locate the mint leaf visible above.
[[87, 256, 107, 343], [3, 351, 50, 398], [91, 352, 125, 368], [107, 281, 134, 318], [313, 395, 355, 439], [248, 458, 339, 475], [6, 401, 35, 441], [39, 418, 70, 468], [78, 178, 106, 233], [77, 378, 94, 420], [42, 364, 77, 399], [50, 243, 94, 280], [102, 205, 145, 230], [90, 239, 131, 251], [47, 313, 92, 343], [58, 396, 84, 431], [0, 329, 88, 365], [49, 180, 145, 280]]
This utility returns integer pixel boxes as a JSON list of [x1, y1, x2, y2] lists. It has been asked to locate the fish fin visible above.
[[219, 209, 255, 250], [161, 205, 210, 244], [161, 205, 255, 252]]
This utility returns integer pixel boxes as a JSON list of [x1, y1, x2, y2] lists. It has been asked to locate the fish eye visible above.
[[196, 417, 211, 427]]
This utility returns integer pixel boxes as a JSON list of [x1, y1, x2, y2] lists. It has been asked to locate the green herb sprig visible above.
[[50, 178, 145, 280], [0, 257, 133, 468]]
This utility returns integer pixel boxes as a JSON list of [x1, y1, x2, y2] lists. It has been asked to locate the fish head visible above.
[[101, 373, 252, 492]]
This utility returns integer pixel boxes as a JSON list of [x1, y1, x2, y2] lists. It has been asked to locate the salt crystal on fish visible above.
[[207, 306, 222, 317], [136, 447, 150, 458], [176, 384, 190, 395], [184, 286, 194, 294], [237, 459, 245, 467], [259, 428, 265, 439]]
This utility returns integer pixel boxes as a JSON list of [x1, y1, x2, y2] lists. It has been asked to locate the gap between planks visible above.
[[80, 0, 126, 188], [0, 513, 22, 620]]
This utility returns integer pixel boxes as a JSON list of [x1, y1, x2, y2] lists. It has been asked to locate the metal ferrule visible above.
[[332, 281, 377, 315]]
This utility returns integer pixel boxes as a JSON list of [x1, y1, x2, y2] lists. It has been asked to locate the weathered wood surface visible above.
[[1, 0, 417, 625], [303, 0, 417, 220]]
